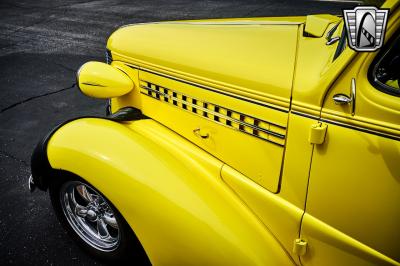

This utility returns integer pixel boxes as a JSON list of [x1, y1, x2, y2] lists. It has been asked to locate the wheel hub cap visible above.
[[59, 181, 120, 252], [86, 209, 97, 221]]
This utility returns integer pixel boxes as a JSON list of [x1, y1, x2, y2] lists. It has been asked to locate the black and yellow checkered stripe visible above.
[[140, 81, 286, 146]]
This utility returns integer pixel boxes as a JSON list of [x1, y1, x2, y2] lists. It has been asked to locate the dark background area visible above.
[[0, 0, 357, 265]]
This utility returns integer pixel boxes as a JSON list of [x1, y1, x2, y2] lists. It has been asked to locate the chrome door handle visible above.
[[333, 93, 352, 104], [193, 128, 209, 139], [333, 78, 356, 116]]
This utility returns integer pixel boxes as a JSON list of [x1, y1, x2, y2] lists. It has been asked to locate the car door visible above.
[[299, 10, 400, 266]]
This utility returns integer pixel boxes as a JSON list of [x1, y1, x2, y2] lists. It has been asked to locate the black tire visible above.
[[49, 171, 150, 265]]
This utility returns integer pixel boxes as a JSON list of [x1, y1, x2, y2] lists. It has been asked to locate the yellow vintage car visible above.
[[29, 0, 399, 265]]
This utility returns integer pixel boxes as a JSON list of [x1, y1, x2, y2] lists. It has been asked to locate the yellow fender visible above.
[[32, 117, 293, 265]]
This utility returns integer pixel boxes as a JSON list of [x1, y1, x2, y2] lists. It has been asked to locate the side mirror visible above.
[[76, 61, 134, 98]]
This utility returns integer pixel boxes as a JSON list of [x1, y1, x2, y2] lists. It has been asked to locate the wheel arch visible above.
[[33, 117, 294, 265]]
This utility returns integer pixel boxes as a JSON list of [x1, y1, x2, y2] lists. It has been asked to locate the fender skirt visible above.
[[31, 116, 294, 265]]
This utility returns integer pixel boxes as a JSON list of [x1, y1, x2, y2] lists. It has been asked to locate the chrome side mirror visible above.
[[76, 61, 134, 99]]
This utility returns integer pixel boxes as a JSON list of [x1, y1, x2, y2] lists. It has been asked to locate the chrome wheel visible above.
[[59, 181, 120, 252]]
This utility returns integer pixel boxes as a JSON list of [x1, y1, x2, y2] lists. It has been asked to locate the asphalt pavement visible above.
[[0, 0, 356, 265]]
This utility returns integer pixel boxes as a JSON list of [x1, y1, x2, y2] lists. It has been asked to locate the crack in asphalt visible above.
[[0, 150, 29, 166], [0, 83, 76, 113]]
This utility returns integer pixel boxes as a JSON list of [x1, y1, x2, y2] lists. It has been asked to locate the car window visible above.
[[368, 33, 400, 96]]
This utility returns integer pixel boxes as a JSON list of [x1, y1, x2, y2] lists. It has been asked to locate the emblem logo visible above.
[[343, 6, 389, 52]]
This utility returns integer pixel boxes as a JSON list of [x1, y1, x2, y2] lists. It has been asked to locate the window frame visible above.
[[367, 29, 400, 97], [333, 21, 347, 61]]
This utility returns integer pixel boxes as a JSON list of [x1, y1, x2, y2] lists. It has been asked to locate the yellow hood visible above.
[[107, 18, 303, 102]]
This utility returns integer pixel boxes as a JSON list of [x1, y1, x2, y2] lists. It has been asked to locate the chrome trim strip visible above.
[[320, 118, 400, 141], [129, 65, 289, 113], [291, 110, 320, 120], [140, 84, 286, 146], [291, 110, 400, 141], [141, 85, 285, 138], [117, 21, 303, 29], [141, 83, 286, 129], [152, 21, 302, 25], [142, 91, 285, 146]]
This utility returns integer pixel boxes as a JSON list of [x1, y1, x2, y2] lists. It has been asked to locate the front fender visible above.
[[43, 118, 293, 265]]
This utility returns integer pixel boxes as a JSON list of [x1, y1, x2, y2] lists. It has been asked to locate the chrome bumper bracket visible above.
[[28, 174, 36, 192]]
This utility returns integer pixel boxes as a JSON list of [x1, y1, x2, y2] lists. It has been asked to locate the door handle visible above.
[[333, 78, 356, 116], [333, 93, 352, 104], [193, 128, 209, 139]]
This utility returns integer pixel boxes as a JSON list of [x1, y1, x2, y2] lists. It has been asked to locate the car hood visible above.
[[107, 18, 304, 105]]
